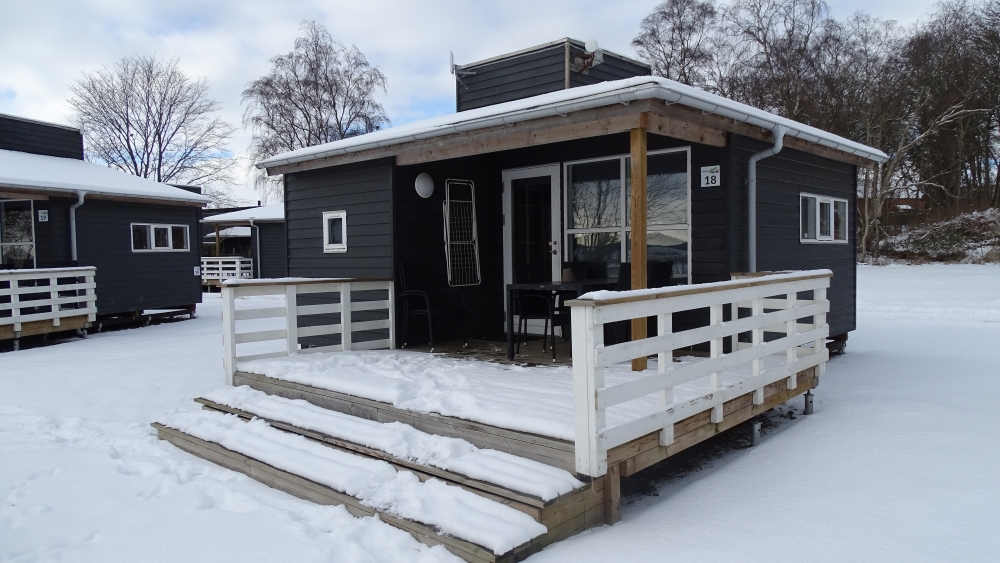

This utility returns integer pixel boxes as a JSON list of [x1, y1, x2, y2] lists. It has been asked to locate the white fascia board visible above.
[[202, 204, 285, 223], [256, 77, 887, 170]]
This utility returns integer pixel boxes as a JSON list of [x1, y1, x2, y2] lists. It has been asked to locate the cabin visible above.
[[255, 38, 882, 353], [0, 113, 208, 346], [154, 39, 887, 561], [200, 204, 286, 286]]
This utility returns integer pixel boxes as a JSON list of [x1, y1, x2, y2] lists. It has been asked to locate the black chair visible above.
[[511, 264, 561, 362], [607, 261, 674, 344], [397, 262, 467, 352]]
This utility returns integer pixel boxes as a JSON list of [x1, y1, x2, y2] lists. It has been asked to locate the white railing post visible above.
[[11, 280, 22, 334], [752, 297, 765, 405], [814, 287, 827, 378], [786, 291, 798, 389], [285, 285, 298, 356], [572, 303, 606, 477], [709, 303, 723, 423], [341, 282, 352, 351], [658, 312, 675, 446], [222, 284, 236, 385]]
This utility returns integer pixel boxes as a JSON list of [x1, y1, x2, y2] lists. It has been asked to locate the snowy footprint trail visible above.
[[202, 386, 584, 501], [156, 409, 548, 555]]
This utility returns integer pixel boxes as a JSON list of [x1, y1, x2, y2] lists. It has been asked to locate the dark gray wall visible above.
[[727, 134, 857, 335], [23, 197, 202, 315], [251, 222, 287, 278], [0, 115, 83, 160], [284, 158, 394, 279], [456, 42, 650, 112]]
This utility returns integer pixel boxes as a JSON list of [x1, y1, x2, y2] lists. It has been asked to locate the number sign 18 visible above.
[[700, 165, 720, 187]]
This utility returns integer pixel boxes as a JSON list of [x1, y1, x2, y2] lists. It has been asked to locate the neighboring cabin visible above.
[[254, 38, 882, 349], [201, 204, 286, 284], [0, 113, 207, 342]]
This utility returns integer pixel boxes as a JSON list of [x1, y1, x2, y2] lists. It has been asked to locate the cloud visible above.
[[0, 0, 939, 203]]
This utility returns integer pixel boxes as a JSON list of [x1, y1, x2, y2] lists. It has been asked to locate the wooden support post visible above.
[[214, 224, 220, 257], [285, 285, 298, 356], [630, 120, 648, 372], [341, 282, 352, 351], [604, 462, 622, 525]]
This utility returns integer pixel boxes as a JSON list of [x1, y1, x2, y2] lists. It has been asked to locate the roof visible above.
[[0, 112, 80, 132], [201, 204, 284, 223], [257, 76, 887, 170], [456, 38, 650, 71], [204, 226, 251, 238], [0, 149, 209, 205]]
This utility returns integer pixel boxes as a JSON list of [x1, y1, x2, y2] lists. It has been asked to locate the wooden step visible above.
[[192, 396, 606, 544], [233, 371, 576, 472]]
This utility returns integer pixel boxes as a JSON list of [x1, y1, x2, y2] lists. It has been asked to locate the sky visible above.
[[0, 0, 941, 204]]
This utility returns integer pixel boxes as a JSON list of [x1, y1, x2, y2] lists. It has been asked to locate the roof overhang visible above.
[[258, 77, 887, 176], [0, 183, 207, 207]]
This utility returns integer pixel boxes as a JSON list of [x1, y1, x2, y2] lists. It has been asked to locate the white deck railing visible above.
[[202, 257, 254, 281], [568, 270, 831, 477], [221, 278, 395, 384], [0, 267, 98, 336]]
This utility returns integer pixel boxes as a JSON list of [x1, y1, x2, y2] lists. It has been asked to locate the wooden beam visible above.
[[266, 101, 724, 175], [214, 224, 220, 257], [603, 462, 621, 525], [646, 100, 875, 169], [630, 121, 648, 372]]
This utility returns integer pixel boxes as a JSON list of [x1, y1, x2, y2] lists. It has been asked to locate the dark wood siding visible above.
[[284, 158, 394, 279], [251, 222, 287, 278], [0, 115, 83, 160], [457, 42, 650, 112], [728, 134, 857, 335], [457, 46, 567, 112], [75, 200, 202, 315], [32, 197, 74, 267], [569, 45, 651, 87]]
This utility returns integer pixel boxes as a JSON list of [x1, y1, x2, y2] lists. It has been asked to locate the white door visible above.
[[501, 164, 561, 332]]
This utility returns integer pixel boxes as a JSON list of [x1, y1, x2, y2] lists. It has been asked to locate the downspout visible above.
[[747, 126, 786, 272], [69, 190, 87, 264], [249, 218, 261, 279]]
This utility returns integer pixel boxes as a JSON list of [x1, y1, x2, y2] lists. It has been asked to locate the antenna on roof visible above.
[[450, 51, 475, 89]]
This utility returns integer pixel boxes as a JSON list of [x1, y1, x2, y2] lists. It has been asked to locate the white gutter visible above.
[[69, 190, 86, 263], [256, 79, 888, 169], [747, 126, 787, 272]]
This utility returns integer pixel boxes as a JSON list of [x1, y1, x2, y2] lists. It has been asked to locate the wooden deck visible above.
[[234, 364, 817, 526]]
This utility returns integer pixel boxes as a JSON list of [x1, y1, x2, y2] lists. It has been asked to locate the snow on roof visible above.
[[0, 149, 209, 204], [257, 76, 888, 169], [201, 204, 284, 223], [203, 226, 251, 238]]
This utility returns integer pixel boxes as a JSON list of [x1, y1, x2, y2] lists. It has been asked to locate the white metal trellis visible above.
[[442, 179, 481, 287]]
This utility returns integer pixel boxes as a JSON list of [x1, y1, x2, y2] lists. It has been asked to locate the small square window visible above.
[[800, 193, 848, 244], [801, 196, 817, 240], [153, 227, 171, 249], [834, 200, 848, 241], [322, 211, 347, 253], [171, 226, 189, 250], [132, 224, 150, 250]]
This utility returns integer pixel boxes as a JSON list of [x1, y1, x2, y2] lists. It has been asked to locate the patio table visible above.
[[506, 279, 616, 360]]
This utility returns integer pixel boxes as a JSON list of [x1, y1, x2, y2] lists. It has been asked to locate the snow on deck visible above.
[[203, 386, 583, 501], [158, 409, 546, 555], [237, 352, 789, 441]]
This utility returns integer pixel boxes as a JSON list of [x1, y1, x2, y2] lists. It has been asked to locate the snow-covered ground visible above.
[[2, 265, 999, 562]]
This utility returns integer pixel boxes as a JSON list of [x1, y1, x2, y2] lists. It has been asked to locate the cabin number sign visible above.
[[700, 165, 720, 187]]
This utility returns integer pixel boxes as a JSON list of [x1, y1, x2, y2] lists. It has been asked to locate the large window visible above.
[[800, 193, 848, 243], [322, 210, 347, 253], [0, 200, 36, 269], [131, 223, 190, 252], [565, 148, 690, 283]]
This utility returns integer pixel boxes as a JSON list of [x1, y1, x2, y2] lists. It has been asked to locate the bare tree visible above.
[[243, 21, 390, 202], [632, 0, 718, 87], [68, 55, 237, 206]]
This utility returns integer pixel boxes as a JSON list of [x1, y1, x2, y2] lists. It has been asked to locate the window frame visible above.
[[0, 199, 38, 269], [799, 193, 849, 244], [322, 210, 347, 253], [130, 223, 191, 252], [563, 147, 692, 284]]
